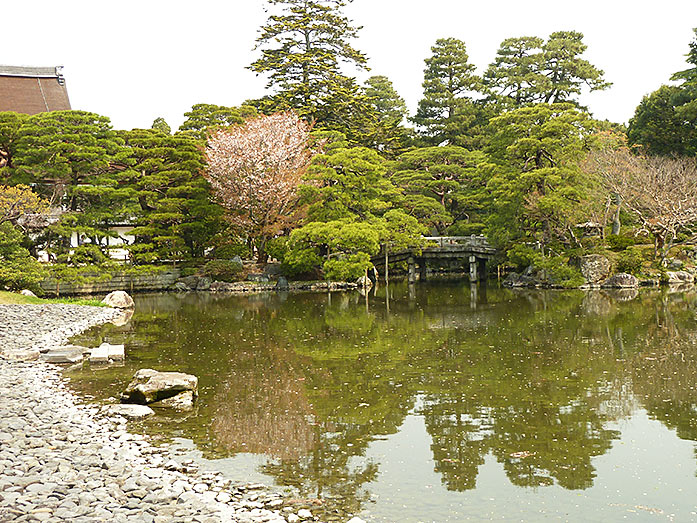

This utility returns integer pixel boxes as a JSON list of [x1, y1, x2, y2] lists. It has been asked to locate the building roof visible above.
[[0, 65, 71, 114], [0, 65, 66, 79]]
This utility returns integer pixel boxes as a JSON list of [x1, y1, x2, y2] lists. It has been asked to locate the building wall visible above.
[[0, 75, 71, 114]]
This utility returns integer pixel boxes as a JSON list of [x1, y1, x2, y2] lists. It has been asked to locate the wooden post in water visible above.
[[384, 243, 389, 285]]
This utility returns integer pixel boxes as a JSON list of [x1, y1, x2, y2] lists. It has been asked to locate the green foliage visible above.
[[0, 112, 29, 180], [0, 223, 46, 291], [362, 75, 412, 156], [323, 252, 372, 281], [485, 103, 599, 250], [506, 244, 541, 270], [151, 117, 171, 135], [628, 29, 697, 156], [627, 85, 697, 156], [302, 146, 399, 222], [122, 128, 222, 263], [178, 103, 256, 139], [10, 110, 134, 260], [201, 259, 244, 282], [249, 0, 377, 144], [391, 146, 489, 233], [616, 246, 644, 275], [485, 32, 610, 108], [606, 234, 636, 251], [412, 38, 486, 147]]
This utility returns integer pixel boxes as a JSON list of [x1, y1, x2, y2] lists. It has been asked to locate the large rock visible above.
[[276, 276, 290, 291], [102, 291, 135, 309], [577, 255, 611, 284], [20, 289, 37, 298], [196, 277, 212, 291], [602, 273, 639, 288], [121, 369, 198, 405], [666, 270, 694, 284]]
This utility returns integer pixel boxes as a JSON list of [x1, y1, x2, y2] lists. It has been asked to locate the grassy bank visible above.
[[0, 291, 106, 307]]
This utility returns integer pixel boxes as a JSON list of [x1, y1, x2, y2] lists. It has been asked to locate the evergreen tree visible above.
[[12, 111, 133, 261], [122, 129, 222, 263], [249, 0, 376, 143], [628, 28, 697, 156], [362, 75, 413, 156], [391, 146, 489, 234], [485, 103, 599, 251], [483, 36, 546, 107], [412, 38, 485, 148], [178, 103, 257, 139], [484, 31, 610, 108], [0, 112, 29, 177], [151, 117, 171, 135]]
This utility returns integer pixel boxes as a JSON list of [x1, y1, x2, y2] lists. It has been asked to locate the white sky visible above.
[[3, 0, 696, 131]]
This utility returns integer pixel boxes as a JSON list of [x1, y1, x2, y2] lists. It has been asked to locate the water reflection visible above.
[[68, 284, 697, 519]]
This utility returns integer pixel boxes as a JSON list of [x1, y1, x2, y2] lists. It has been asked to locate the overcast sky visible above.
[[3, 1, 696, 131]]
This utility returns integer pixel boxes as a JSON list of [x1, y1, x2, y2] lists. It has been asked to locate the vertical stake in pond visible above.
[[384, 243, 389, 285]]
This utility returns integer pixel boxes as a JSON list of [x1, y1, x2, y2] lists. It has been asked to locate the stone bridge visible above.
[[373, 236, 497, 283]]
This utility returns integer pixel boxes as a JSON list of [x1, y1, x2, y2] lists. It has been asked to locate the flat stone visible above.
[[3, 349, 40, 362], [90, 345, 110, 364], [103, 404, 155, 419], [41, 346, 86, 364], [100, 343, 125, 361], [121, 369, 198, 405], [150, 391, 194, 410]]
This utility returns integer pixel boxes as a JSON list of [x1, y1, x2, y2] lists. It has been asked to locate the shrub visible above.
[[616, 246, 644, 275], [506, 244, 542, 270], [536, 256, 585, 288], [606, 235, 636, 251], [0, 223, 46, 291], [201, 259, 243, 282]]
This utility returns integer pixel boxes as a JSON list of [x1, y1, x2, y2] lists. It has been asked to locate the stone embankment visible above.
[[0, 304, 355, 523]]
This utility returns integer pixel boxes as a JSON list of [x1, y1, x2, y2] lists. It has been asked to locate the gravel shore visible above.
[[0, 304, 315, 523]]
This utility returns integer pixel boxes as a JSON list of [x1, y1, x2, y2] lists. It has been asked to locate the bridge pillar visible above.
[[478, 258, 487, 281], [408, 256, 417, 284], [469, 255, 478, 282], [419, 259, 428, 282]]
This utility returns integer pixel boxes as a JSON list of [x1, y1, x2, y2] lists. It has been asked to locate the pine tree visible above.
[[249, 0, 376, 142], [412, 38, 485, 147], [484, 32, 610, 108]]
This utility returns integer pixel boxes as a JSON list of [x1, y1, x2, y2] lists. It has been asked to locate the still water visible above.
[[69, 283, 697, 521]]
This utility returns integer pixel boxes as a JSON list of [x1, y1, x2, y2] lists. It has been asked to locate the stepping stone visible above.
[[103, 404, 154, 419], [89, 345, 109, 364], [41, 346, 86, 364], [101, 343, 125, 361]]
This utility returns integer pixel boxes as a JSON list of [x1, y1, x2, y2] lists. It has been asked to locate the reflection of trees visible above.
[[211, 345, 316, 460], [628, 291, 697, 442], [67, 284, 697, 514]]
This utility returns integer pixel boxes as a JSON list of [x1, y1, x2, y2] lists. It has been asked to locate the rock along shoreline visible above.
[[0, 304, 333, 523]]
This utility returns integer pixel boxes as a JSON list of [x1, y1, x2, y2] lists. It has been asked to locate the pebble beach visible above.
[[0, 304, 330, 523]]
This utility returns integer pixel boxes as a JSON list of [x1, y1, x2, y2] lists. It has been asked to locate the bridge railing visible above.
[[422, 235, 491, 248]]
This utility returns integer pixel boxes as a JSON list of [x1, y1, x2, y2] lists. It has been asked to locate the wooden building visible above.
[[0, 65, 71, 114]]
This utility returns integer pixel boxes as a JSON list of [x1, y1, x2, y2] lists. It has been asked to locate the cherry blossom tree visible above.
[[204, 112, 316, 263]]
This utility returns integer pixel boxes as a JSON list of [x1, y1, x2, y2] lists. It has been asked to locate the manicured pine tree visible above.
[[412, 38, 486, 148]]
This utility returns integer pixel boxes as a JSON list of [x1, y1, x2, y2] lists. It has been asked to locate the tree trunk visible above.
[[611, 194, 622, 236]]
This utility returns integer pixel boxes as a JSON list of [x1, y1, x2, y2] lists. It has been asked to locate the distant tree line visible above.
[[0, 0, 696, 290]]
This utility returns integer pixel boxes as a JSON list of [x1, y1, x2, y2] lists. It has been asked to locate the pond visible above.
[[68, 283, 697, 521]]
